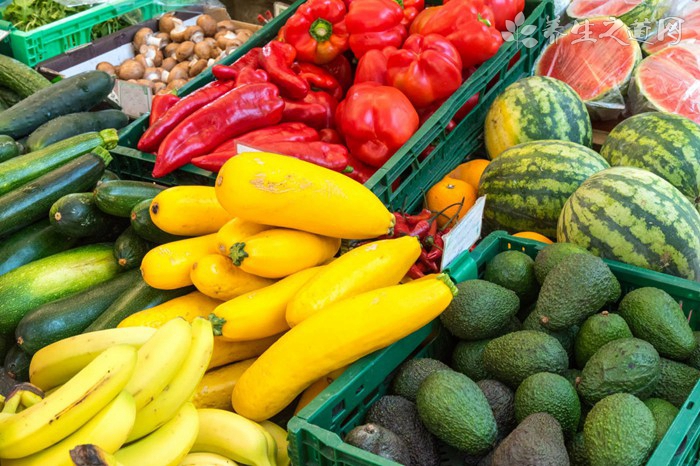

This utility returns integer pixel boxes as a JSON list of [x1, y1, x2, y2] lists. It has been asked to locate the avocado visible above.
[[685, 332, 700, 370], [365, 395, 440, 466], [577, 338, 660, 405], [482, 330, 568, 388], [416, 370, 497, 455], [522, 310, 578, 359], [534, 254, 621, 332], [574, 311, 632, 369], [562, 369, 582, 389], [344, 423, 412, 465], [476, 379, 516, 440], [484, 250, 539, 305], [451, 340, 490, 382], [618, 287, 696, 360], [534, 242, 590, 285], [583, 393, 655, 466], [497, 316, 523, 335], [643, 398, 679, 446], [491, 412, 569, 466], [566, 432, 589, 466], [515, 372, 581, 437], [652, 358, 700, 407], [390, 358, 450, 402], [439, 280, 519, 340]]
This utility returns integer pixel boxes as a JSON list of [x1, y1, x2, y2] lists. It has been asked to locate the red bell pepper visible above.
[[282, 90, 337, 130], [149, 92, 179, 126], [335, 82, 419, 168], [345, 0, 407, 59], [321, 54, 353, 92], [280, 0, 349, 65], [446, 0, 524, 32], [293, 62, 344, 100], [386, 33, 462, 108], [353, 46, 395, 85], [260, 41, 309, 100], [402, 0, 425, 27], [213, 122, 319, 153], [319, 128, 343, 144], [153, 82, 285, 177], [409, 5, 439, 34], [137, 79, 237, 153]]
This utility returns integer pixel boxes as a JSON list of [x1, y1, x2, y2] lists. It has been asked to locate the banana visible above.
[[260, 421, 290, 466], [115, 402, 199, 466], [0, 345, 137, 459], [179, 452, 239, 465], [125, 318, 192, 409], [191, 409, 276, 466], [3, 390, 136, 466], [29, 327, 156, 391], [69, 444, 123, 466], [126, 317, 213, 442]]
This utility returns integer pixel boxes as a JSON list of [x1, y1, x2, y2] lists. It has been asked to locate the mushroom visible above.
[[154, 32, 170, 49], [189, 58, 208, 77], [217, 31, 242, 50], [212, 47, 223, 59], [184, 26, 204, 43], [140, 45, 163, 67], [197, 14, 217, 37], [217, 20, 237, 32], [194, 41, 212, 60], [143, 67, 162, 82], [169, 23, 188, 43], [154, 82, 167, 94], [164, 42, 179, 59], [167, 62, 189, 83], [134, 54, 153, 69], [175, 41, 195, 62], [133, 27, 164, 51], [207, 58, 216, 67], [161, 57, 177, 71], [96, 61, 116, 76], [165, 79, 188, 92], [118, 59, 145, 80], [158, 13, 181, 34], [235, 29, 253, 42]]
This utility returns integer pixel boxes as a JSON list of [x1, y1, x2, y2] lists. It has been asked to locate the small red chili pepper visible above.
[[410, 219, 430, 238], [211, 64, 240, 81], [428, 217, 438, 238], [259, 140, 350, 171], [293, 62, 344, 100], [213, 122, 319, 153], [407, 263, 425, 279], [260, 41, 310, 100], [422, 257, 439, 273], [319, 128, 343, 144], [405, 208, 432, 226], [426, 241, 443, 261], [393, 212, 410, 236], [282, 90, 337, 130], [149, 92, 179, 126], [234, 67, 269, 86]]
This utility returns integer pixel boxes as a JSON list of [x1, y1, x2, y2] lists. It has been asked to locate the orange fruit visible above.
[[513, 231, 554, 244], [426, 176, 477, 228], [448, 159, 490, 189]]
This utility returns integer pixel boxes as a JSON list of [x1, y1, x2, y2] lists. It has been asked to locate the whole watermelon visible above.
[[601, 112, 700, 211], [483, 76, 593, 159], [478, 140, 609, 238], [558, 167, 700, 281]]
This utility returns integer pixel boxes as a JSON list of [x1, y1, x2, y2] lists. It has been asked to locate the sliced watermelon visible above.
[[534, 17, 642, 121], [629, 42, 700, 124], [567, 0, 667, 31], [643, 5, 700, 55]]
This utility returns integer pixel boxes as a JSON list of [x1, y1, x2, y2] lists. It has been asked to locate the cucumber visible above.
[[84, 278, 194, 332], [26, 110, 129, 152], [0, 86, 22, 107], [114, 226, 151, 270], [0, 243, 120, 334], [50, 192, 123, 238], [0, 135, 20, 163], [94, 180, 167, 217], [0, 333, 14, 362], [0, 54, 51, 99], [15, 269, 141, 355], [0, 71, 114, 139], [0, 129, 118, 197], [130, 198, 190, 244], [0, 150, 111, 237], [0, 220, 78, 277], [4, 345, 30, 381], [0, 98, 8, 111], [97, 170, 120, 186]]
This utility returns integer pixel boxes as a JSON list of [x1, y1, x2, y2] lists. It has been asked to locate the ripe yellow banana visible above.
[[127, 317, 214, 442], [260, 421, 290, 466], [3, 390, 136, 466], [191, 409, 276, 466], [178, 452, 239, 465], [69, 444, 123, 466], [115, 402, 199, 466], [0, 345, 137, 459], [125, 318, 192, 409], [29, 327, 156, 391]]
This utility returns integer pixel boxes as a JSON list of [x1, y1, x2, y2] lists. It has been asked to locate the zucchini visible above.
[[0, 243, 120, 335], [27, 110, 129, 152], [0, 129, 118, 197], [0, 220, 78, 277], [0, 98, 8, 111], [16, 269, 141, 355], [0, 135, 20, 163], [50, 192, 123, 238], [97, 170, 120, 186], [4, 345, 30, 381], [0, 86, 22, 107], [114, 226, 151, 270], [130, 198, 189, 244], [84, 277, 194, 332], [95, 180, 167, 217], [0, 150, 111, 237], [0, 55, 51, 99], [0, 333, 14, 362]]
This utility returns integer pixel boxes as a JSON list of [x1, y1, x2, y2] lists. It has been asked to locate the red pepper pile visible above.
[[137, 0, 524, 179]]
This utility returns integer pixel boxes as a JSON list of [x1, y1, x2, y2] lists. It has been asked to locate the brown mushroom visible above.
[[169, 23, 188, 43], [158, 13, 181, 34], [161, 57, 177, 71], [96, 61, 116, 76], [203, 37, 217, 48], [216, 32, 241, 50], [235, 29, 253, 42], [167, 62, 189, 83], [217, 20, 237, 32], [184, 26, 204, 44], [197, 14, 217, 37], [135, 53, 154, 69], [175, 41, 195, 62], [133, 27, 154, 51], [193, 41, 212, 60], [164, 42, 179, 59], [140, 45, 163, 67], [189, 58, 208, 77], [212, 47, 223, 59], [154, 32, 171, 49], [135, 78, 156, 90], [165, 79, 188, 92], [154, 82, 167, 94], [143, 67, 162, 82], [207, 58, 216, 67], [118, 59, 145, 80]]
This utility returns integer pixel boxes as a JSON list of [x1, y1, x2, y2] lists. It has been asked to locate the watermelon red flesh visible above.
[[568, 0, 645, 17], [644, 7, 700, 55]]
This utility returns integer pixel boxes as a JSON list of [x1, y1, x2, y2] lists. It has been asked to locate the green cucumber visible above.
[[0, 220, 78, 277], [50, 192, 122, 238], [0, 71, 114, 139], [4, 345, 30, 381], [0, 243, 120, 334], [97, 170, 120, 186], [0, 129, 118, 197], [0, 149, 111, 237], [130, 198, 189, 244], [0, 135, 20, 163], [114, 226, 151, 271], [0, 55, 51, 100], [27, 110, 129, 152], [0, 87, 22, 107], [84, 278, 194, 332], [16, 269, 141, 355], [95, 180, 167, 217]]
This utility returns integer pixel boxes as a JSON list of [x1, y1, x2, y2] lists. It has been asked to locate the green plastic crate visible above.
[[288, 231, 700, 466], [115, 0, 554, 209], [0, 0, 169, 66]]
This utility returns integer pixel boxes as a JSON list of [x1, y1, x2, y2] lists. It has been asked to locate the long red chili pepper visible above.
[[214, 122, 319, 153], [149, 92, 179, 126], [259, 140, 350, 171], [235, 67, 269, 86], [282, 90, 337, 130], [319, 128, 342, 144], [260, 41, 310, 100], [211, 64, 239, 81], [293, 62, 344, 100]]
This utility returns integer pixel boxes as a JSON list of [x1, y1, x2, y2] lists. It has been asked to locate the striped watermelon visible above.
[[484, 76, 592, 159], [601, 112, 700, 210], [478, 140, 610, 238], [567, 0, 668, 33], [558, 167, 700, 281], [643, 6, 700, 55]]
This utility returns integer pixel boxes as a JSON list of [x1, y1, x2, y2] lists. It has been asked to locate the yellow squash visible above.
[[216, 218, 272, 256], [286, 236, 421, 326], [149, 186, 233, 236], [140, 234, 218, 290], [117, 291, 222, 328], [230, 229, 339, 279], [215, 152, 394, 239], [192, 358, 256, 411], [211, 267, 323, 342], [231, 274, 457, 421], [208, 333, 283, 370], [191, 254, 275, 301], [294, 366, 347, 415]]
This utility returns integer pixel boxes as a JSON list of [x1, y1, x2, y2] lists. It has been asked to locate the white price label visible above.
[[235, 143, 264, 154], [115, 80, 151, 119], [441, 195, 486, 271]]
